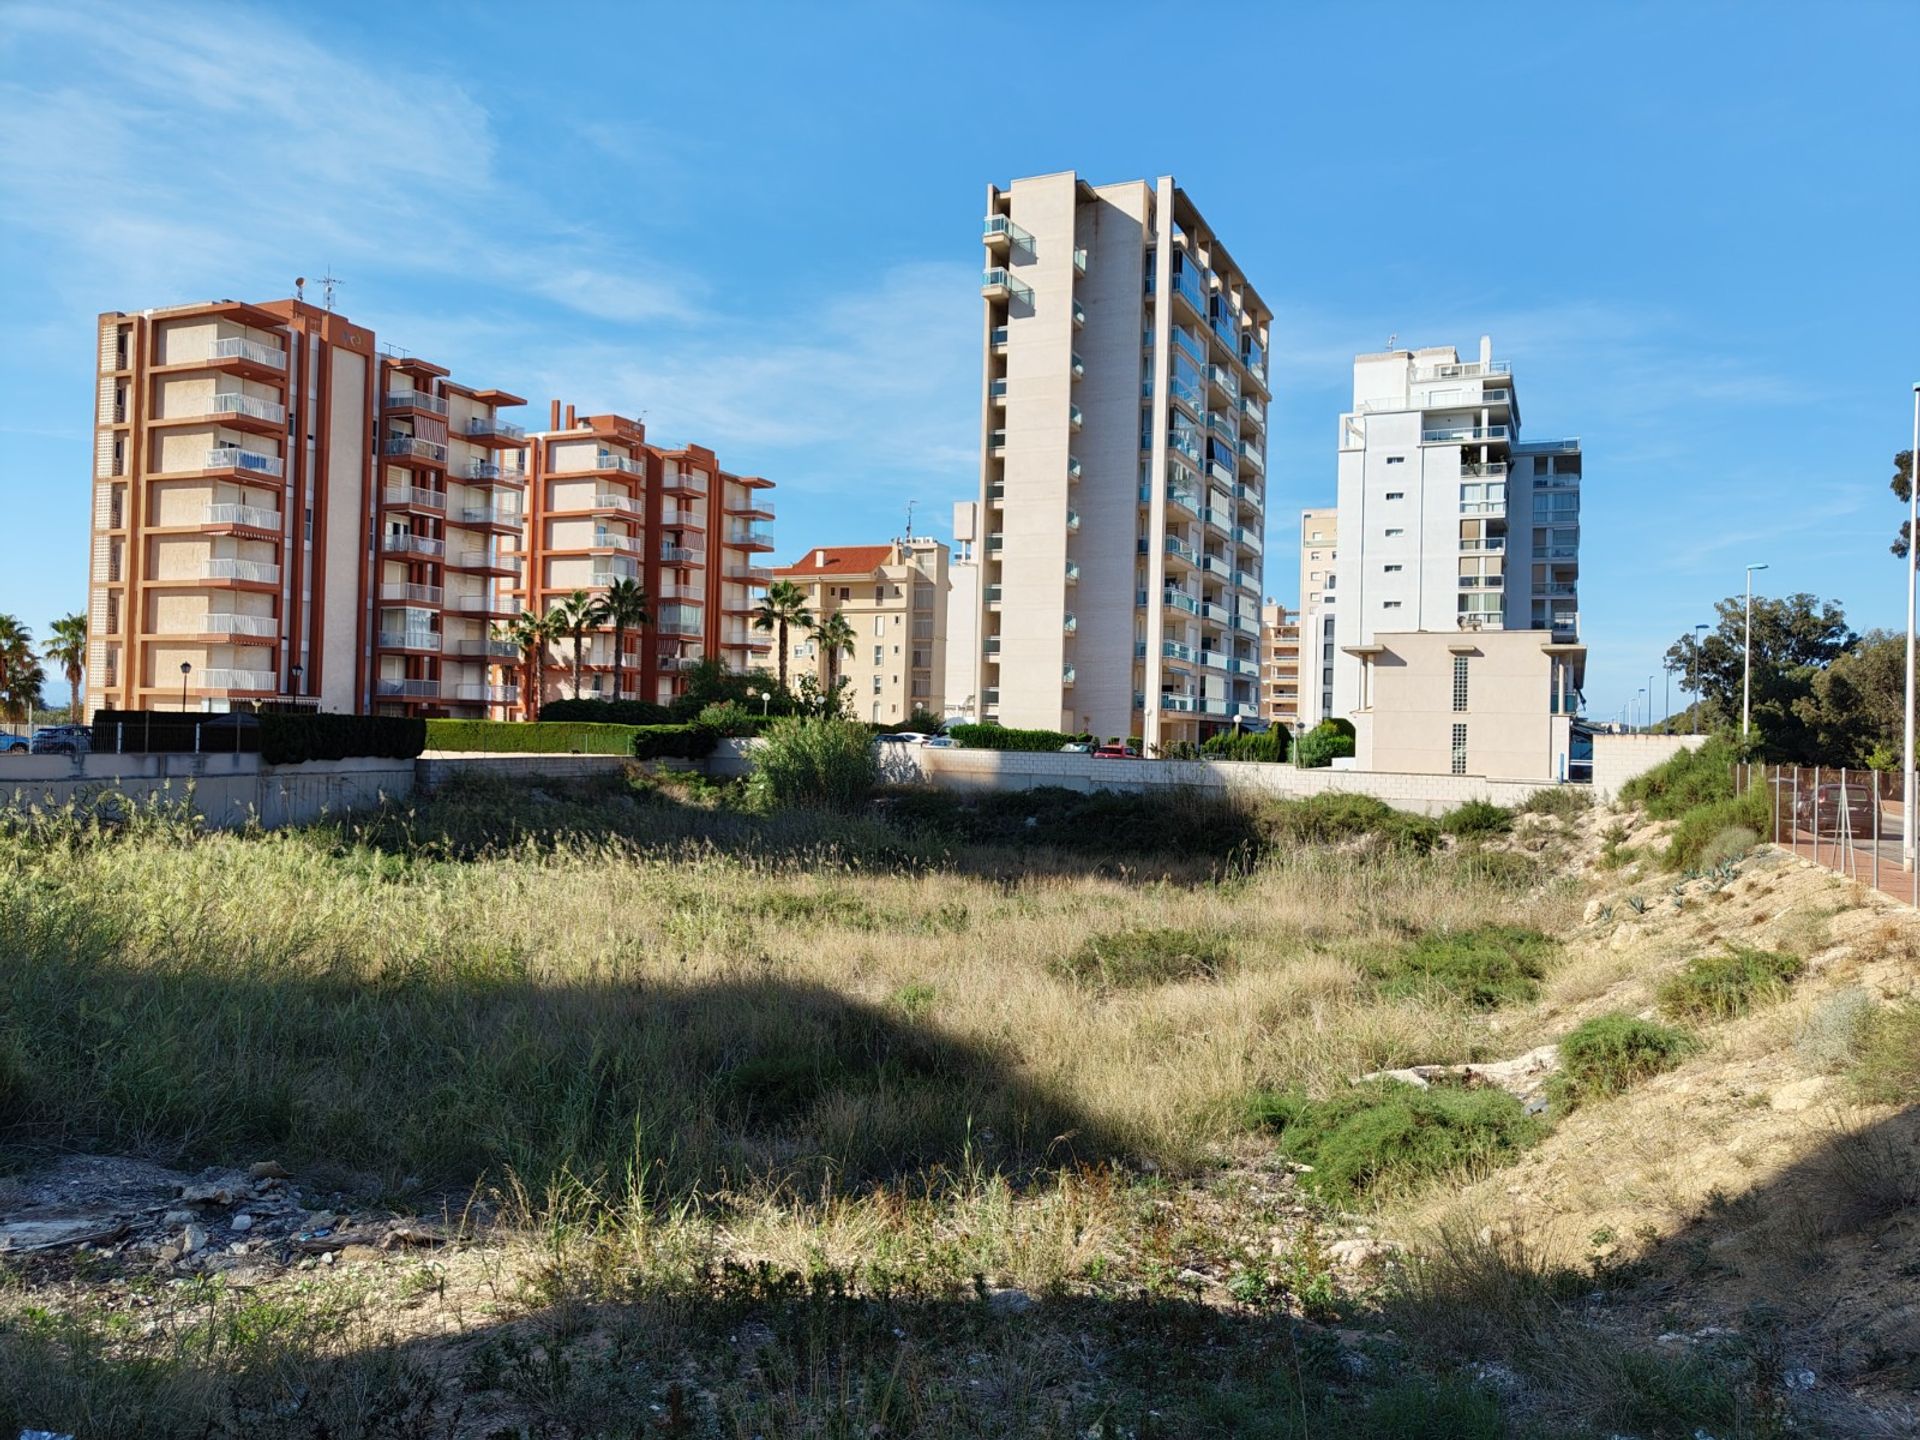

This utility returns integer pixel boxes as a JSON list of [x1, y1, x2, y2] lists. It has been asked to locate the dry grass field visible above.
[[0, 766, 1914, 1437]]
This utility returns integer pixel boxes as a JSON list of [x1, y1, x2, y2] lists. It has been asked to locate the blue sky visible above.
[[2, 0, 1916, 720]]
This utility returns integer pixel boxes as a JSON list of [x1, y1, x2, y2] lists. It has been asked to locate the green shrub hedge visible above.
[[424, 720, 638, 755], [632, 723, 720, 760], [948, 724, 1092, 752], [536, 698, 673, 726], [1295, 721, 1356, 769], [256, 713, 422, 765], [1202, 727, 1290, 763]]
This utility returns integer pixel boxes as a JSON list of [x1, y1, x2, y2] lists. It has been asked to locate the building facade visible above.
[[520, 404, 775, 710], [1298, 506, 1337, 727], [1324, 337, 1585, 779], [973, 171, 1272, 748], [1258, 600, 1300, 730], [772, 539, 948, 724], [943, 501, 981, 720]]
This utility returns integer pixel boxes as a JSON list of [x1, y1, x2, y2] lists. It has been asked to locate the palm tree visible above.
[[552, 589, 600, 700], [808, 609, 856, 697], [593, 578, 651, 703], [0, 615, 42, 726], [497, 609, 563, 719], [45, 613, 88, 722], [752, 580, 814, 693]]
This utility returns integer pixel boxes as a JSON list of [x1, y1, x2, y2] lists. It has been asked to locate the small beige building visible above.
[[1258, 599, 1300, 729], [1345, 628, 1584, 781], [775, 539, 948, 725]]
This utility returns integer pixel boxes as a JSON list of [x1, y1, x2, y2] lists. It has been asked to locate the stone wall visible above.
[[1590, 733, 1703, 801], [0, 753, 415, 829], [415, 752, 637, 792]]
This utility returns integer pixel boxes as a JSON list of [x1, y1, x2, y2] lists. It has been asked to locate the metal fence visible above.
[[1734, 763, 1919, 906]]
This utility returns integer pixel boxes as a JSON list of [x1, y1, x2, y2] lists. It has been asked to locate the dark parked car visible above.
[[30, 724, 92, 755], [1793, 780, 1875, 836]]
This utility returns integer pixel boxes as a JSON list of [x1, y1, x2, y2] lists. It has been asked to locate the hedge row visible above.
[[537, 698, 673, 726], [262, 713, 425, 765], [1202, 728, 1290, 764], [947, 724, 1093, 752], [423, 719, 640, 755], [632, 723, 720, 760]]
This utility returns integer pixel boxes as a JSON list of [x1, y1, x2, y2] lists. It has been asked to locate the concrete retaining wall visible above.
[[0, 753, 415, 829], [1591, 733, 1702, 800], [415, 752, 637, 791]]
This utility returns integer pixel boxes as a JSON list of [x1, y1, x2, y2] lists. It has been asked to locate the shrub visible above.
[[1550, 1013, 1693, 1111], [1200, 727, 1289, 764], [1794, 987, 1876, 1073], [1620, 734, 1746, 819], [1295, 722, 1355, 769], [876, 709, 948, 736], [1263, 793, 1439, 853], [1439, 800, 1514, 837], [695, 701, 762, 738], [666, 659, 800, 721], [1366, 925, 1555, 1009], [537, 697, 672, 726], [1518, 786, 1593, 820], [747, 717, 878, 812], [261, 712, 425, 764], [1248, 1081, 1545, 1201], [1662, 787, 1769, 870], [947, 723, 1091, 752], [1053, 927, 1234, 988], [883, 785, 1267, 863], [1656, 946, 1803, 1021], [423, 719, 634, 755], [1853, 1002, 1920, 1105], [631, 723, 720, 761]]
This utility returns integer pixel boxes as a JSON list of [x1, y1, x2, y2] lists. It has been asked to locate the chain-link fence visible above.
[[1734, 763, 1919, 906]]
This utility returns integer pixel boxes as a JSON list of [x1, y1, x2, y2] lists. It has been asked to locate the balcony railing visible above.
[[384, 485, 446, 511], [592, 451, 645, 476], [1417, 360, 1511, 381], [378, 630, 443, 652], [204, 503, 281, 530], [726, 527, 773, 548], [205, 447, 284, 478], [726, 564, 772, 584], [376, 678, 442, 699], [466, 460, 526, 483], [458, 551, 522, 573], [1460, 461, 1508, 478], [660, 544, 704, 565], [208, 337, 286, 370], [452, 637, 520, 659], [457, 505, 521, 526], [199, 612, 278, 638], [384, 390, 449, 416], [981, 267, 1034, 304], [981, 214, 1034, 250], [382, 532, 445, 558], [591, 492, 643, 516], [384, 435, 449, 463], [209, 393, 286, 425], [454, 683, 518, 704], [453, 592, 517, 615], [201, 668, 275, 691], [468, 416, 527, 441], [380, 581, 443, 605], [593, 531, 643, 554], [1233, 527, 1263, 553], [1423, 425, 1510, 444], [203, 558, 280, 584]]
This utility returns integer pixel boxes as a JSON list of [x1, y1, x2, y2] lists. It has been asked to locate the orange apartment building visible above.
[[87, 296, 775, 719], [519, 403, 775, 710]]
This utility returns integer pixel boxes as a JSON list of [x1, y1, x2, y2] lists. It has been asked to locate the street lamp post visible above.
[[1637, 687, 1646, 733], [1743, 562, 1769, 739], [1904, 384, 1919, 869], [1691, 623, 1709, 734], [1647, 672, 1655, 733], [179, 661, 192, 713]]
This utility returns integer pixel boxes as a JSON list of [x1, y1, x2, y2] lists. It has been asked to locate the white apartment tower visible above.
[[943, 499, 981, 720], [974, 172, 1272, 747]]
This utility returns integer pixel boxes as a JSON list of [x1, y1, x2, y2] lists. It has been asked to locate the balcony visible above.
[[384, 390, 449, 417], [588, 491, 644, 517], [657, 655, 701, 673], [987, 480, 1004, 506], [725, 527, 773, 551], [1234, 613, 1261, 637], [589, 451, 646, 477], [1538, 581, 1579, 598], [1062, 613, 1077, 635], [1233, 526, 1263, 554], [379, 581, 442, 605], [456, 504, 521, 528], [591, 531, 643, 554], [1201, 553, 1232, 580], [1071, 298, 1086, 328], [985, 584, 1002, 606], [980, 267, 1033, 305], [726, 494, 775, 521], [203, 503, 281, 532], [454, 550, 522, 575], [455, 683, 519, 704], [204, 337, 287, 372], [202, 557, 280, 585], [378, 630, 443, 653], [1070, 352, 1085, 380], [989, 377, 1009, 406], [467, 416, 527, 442], [726, 564, 772, 584], [1423, 424, 1511, 445], [1065, 508, 1080, 531], [1160, 534, 1196, 565], [465, 460, 526, 484], [383, 435, 449, 465], [990, 325, 1009, 351], [1416, 360, 1510, 381], [201, 668, 276, 692], [1067, 457, 1081, 481], [981, 214, 1034, 252], [382, 532, 445, 558], [204, 446, 284, 479], [1533, 474, 1582, 491], [1064, 560, 1079, 584], [1160, 693, 1197, 713], [1205, 364, 1239, 402], [376, 678, 442, 700], [452, 592, 518, 616], [1237, 442, 1264, 474], [207, 392, 287, 429], [1072, 246, 1088, 276], [452, 637, 520, 659], [1460, 537, 1507, 553], [661, 468, 706, 495], [1068, 404, 1083, 430], [1460, 461, 1508, 478], [1234, 481, 1263, 507], [384, 485, 447, 512], [197, 612, 278, 639], [1062, 664, 1076, 686]]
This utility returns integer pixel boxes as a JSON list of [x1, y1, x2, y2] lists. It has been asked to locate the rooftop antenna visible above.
[[317, 267, 342, 312], [294, 276, 306, 302], [904, 498, 916, 540], [1387, 332, 1397, 350]]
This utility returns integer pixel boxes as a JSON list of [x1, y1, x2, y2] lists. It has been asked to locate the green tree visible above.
[[593, 578, 651, 704], [1890, 449, 1915, 558], [1664, 592, 1856, 761], [497, 609, 564, 719], [808, 609, 856, 696], [1797, 628, 1907, 766], [44, 612, 88, 722], [551, 589, 600, 700], [0, 615, 45, 725], [752, 579, 814, 693]]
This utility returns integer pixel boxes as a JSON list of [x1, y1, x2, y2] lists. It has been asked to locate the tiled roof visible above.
[[774, 544, 893, 579]]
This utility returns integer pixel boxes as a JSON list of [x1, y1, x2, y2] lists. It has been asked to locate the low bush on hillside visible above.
[[1263, 793, 1440, 853], [1053, 927, 1235, 989], [1620, 734, 1745, 819], [1663, 789, 1769, 869], [695, 701, 765, 737], [1365, 925, 1555, 1009], [947, 723, 1092, 752], [747, 717, 877, 813], [1295, 720, 1356, 769], [631, 723, 721, 761], [1517, 786, 1594, 820], [1549, 1013, 1694, 1111], [538, 697, 672, 726], [424, 719, 636, 755], [883, 784, 1268, 863], [1439, 800, 1514, 838], [1656, 946, 1804, 1021], [1249, 1081, 1545, 1201], [1854, 1001, 1920, 1105]]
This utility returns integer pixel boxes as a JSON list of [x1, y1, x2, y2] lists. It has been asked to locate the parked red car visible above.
[[1091, 743, 1138, 760]]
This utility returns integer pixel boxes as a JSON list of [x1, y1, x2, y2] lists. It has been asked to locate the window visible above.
[[872, 675, 882, 694], [872, 616, 884, 637], [1383, 600, 1402, 609], [873, 645, 884, 665], [1452, 655, 1469, 713], [1385, 491, 1404, 500], [1386, 455, 1405, 465], [1384, 564, 1402, 573], [1451, 723, 1468, 775], [1384, 528, 1404, 537]]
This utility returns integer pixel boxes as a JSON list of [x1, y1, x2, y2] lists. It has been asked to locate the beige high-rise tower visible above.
[[973, 172, 1272, 748]]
